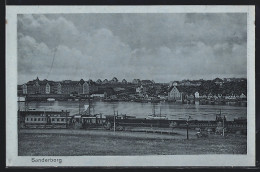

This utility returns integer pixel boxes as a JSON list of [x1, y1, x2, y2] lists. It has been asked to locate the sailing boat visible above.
[[80, 97, 101, 126], [215, 109, 226, 122], [147, 104, 168, 120], [81, 96, 93, 116], [81, 96, 102, 117], [73, 97, 91, 117]]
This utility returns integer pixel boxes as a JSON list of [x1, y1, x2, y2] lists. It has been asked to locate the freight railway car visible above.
[[103, 114, 247, 133], [105, 115, 171, 128]]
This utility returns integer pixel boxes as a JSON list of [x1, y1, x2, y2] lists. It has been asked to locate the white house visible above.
[[194, 92, 199, 98], [169, 82, 178, 87], [22, 84, 27, 94], [45, 83, 50, 94], [213, 95, 218, 99], [83, 82, 90, 94], [202, 95, 207, 99], [207, 93, 213, 99], [240, 93, 247, 99], [136, 85, 143, 93], [91, 93, 105, 98]]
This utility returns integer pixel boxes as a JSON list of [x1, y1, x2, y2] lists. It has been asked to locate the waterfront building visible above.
[[132, 79, 141, 85], [56, 83, 62, 94], [83, 80, 98, 94], [22, 84, 27, 94], [122, 79, 127, 84], [41, 79, 58, 94], [194, 91, 200, 98], [22, 77, 59, 94], [201, 94, 207, 99], [185, 94, 194, 100], [136, 85, 148, 95], [168, 85, 183, 101], [240, 93, 247, 99], [46, 83, 51, 94], [225, 94, 237, 100], [141, 80, 154, 85], [191, 81, 202, 86], [158, 94, 167, 100], [214, 78, 224, 86], [181, 80, 191, 86], [60, 80, 80, 94], [223, 78, 231, 83], [224, 95, 229, 99], [208, 93, 213, 99], [110, 77, 118, 84], [213, 95, 219, 99], [78, 79, 85, 94], [17, 85, 23, 95], [231, 95, 237, 100], [102, 79, 109, 84], [113, 87, 126, 93], [155, 86, 162, 95], [88, 79, 93, 83], [96, 79, 102, 84], [169, 81, 178, 87], [179, 80, 201, 86], [136, 85, 143, 93], [91, 92, 105, 98], [59, 79, 98, 95]]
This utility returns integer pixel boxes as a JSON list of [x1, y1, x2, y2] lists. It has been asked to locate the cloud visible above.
[[17, 26, 133, 83], [17, 13, 247, 84], [18, 35, 88, 82], [18, 14, 80, 49]]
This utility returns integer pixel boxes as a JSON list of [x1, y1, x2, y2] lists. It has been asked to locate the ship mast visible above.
[[153, 103, 155, 116], [78, 99, 80, 115], [88, 94, 91, 115]]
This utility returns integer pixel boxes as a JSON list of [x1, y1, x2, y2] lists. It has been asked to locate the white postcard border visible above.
[[6, 5, 255, 167]]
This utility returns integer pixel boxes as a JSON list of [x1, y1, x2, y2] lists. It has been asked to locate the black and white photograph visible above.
[[6, 6, 255, 167]]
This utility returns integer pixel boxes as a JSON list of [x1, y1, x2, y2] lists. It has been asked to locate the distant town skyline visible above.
[[18, 13, 247, 85], [20, 76, 246, 85]]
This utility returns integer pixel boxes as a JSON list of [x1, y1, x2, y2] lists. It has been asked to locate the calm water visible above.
[[18, 101, 247, 121]]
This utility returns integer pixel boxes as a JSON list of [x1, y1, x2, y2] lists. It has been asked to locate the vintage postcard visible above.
[[6, 6, 255, 167]]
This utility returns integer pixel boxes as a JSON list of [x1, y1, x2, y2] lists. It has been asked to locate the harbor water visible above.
[[18, 101, 247, 121]]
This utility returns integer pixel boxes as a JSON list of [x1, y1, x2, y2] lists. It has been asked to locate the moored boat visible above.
[[17, 96, 26, 102], [47, 98, 55, 101], [147, 114, 168, 120]]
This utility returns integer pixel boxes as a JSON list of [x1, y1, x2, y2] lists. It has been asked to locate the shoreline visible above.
[[19, 99, 247, 107]]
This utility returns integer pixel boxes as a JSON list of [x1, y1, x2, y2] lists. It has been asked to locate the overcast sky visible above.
[[17, 13, 247, 84]]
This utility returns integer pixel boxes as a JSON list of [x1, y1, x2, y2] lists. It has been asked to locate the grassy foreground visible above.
[[18, 129, 246, 156]]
